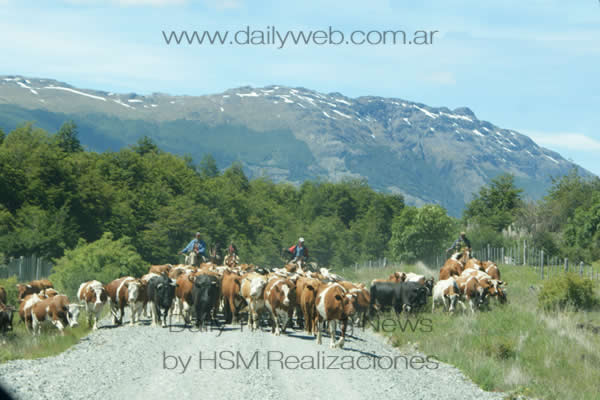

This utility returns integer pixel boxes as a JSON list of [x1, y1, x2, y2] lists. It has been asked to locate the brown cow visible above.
[[0, 286, 6, 305], [439, 253, 466, 280], [16, 279, 54, 300], [482, 261, 501, 280], [298, 277, 321, 335], [77, 280, 108, 330], [388, 271, 407, 282], [30, 295, 81, 336], [221, 271, 244, 324], [464, 258, 484, 271], [314, 282, 356, 348], [339, 281, 370, 327], [240, 272, 268, 331], [174, 273, 196, 325], [41, 288, 59, 297], [264, 277, 296, 336], [148, 264, 172, 275]]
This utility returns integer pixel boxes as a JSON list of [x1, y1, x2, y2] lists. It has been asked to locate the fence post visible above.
[[18, 256, 24, 281], [523, 241, 527, 266], [580, 261, 584, 277], [540, 250, 544, 280], [487, 244, 490, 261]]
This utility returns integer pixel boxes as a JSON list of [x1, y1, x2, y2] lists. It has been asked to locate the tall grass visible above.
[[339, 264, 600, 400], [0, 312, 92, 363]]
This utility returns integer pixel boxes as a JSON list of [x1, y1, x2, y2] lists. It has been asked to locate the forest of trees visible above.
[[1, 122, 599, 273]]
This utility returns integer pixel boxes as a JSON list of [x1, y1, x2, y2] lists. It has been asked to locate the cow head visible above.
[[343, 293, 357, 318], [156, 277, 177, 309], [67, 303, 82, 327], [93, 285, 107, 306], [424, 278, 434, 296], [127, 280, 141, 303], [17, 284, 34, 300]]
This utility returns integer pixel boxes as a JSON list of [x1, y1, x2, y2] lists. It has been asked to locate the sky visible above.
[[1, 0, 599, 174]]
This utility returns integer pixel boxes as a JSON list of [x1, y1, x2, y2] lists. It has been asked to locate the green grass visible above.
[[0, 312, 92, 363], [338, 263, 600, 400]]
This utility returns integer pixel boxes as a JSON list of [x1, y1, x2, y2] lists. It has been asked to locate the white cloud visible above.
[[525, 131, 600, 152]]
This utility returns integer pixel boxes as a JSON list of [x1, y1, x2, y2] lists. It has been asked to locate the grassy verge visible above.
[[338, 263, 600, 400], [0, 313, 92, 363]]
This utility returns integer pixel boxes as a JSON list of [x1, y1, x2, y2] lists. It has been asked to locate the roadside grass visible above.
[[0, 312, 92, 363], [339, 264, 600, 400]]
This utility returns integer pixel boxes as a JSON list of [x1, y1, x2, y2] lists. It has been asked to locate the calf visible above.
[[192, 274, 220, 329], [77, 280, 108, 330], [240, 272, 268, 331], [315, 283, 356, 349], [30, 295, 81, 336], [264, 278, 296, 336], [431, 278, 460, 312], [147, 274, 177, 328]]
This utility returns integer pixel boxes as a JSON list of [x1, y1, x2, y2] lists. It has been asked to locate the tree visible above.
[[50, 232, 147, 298], [132, 135, 159, 156], [55, 121, 83, 153], [199, 154, 219, 178], [389, 205, 453, 262], [464, 173, 523, 232]]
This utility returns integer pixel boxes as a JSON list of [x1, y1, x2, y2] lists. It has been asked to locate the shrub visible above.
[[537, 273, 598, 311], [0, 276, 19, 306], [49, 232, 147, 298]]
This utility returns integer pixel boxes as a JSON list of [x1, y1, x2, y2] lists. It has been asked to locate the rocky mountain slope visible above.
[[0, 75, 589, 215]]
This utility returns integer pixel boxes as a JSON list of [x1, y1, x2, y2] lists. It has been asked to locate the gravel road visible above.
[[0, 312, 504, 400]]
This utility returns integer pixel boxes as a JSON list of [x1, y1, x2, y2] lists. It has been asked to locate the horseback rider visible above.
[[179, 232, 207, 266], [285, 237, 309, 269], [224, 241, 239, 266], [447, 231, 471, 257]]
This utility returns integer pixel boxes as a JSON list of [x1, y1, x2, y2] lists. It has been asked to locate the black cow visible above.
[[0, 303, 14, 335], [192, 274, 220, 329], [147, 274, 177, 328], [369, 281, 428, 316]]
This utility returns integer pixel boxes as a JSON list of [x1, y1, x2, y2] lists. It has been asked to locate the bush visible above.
[[0, 276, 19, 306], [537, 273, 598, 311], [49, 232, 147, 298]]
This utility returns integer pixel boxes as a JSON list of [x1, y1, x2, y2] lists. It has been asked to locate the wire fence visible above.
[[355, 242, 599, 282], [0, 255, 54, 282]]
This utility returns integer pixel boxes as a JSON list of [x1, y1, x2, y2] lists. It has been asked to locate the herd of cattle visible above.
[[0, 250, 506, 349]]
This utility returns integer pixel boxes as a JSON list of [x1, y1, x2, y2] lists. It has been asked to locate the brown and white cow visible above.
[[19, 293, 47, 332], [461, 268, 505, 305], [338, 281, 370, 327], [30, 294, 81, 336], [264, 277, 296, 336], [77, 280, 108, 330], [314, 282, 356, 349], [16, 279, 54, 300], [240, 272, 268, 331], [106, 277, 145, 326], [41, 288, 59, 297], [454, 275, 487, 313], [388, 271, 407, 283]]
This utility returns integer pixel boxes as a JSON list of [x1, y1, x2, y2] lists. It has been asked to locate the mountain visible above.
[[0, 75, 591, 216]]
